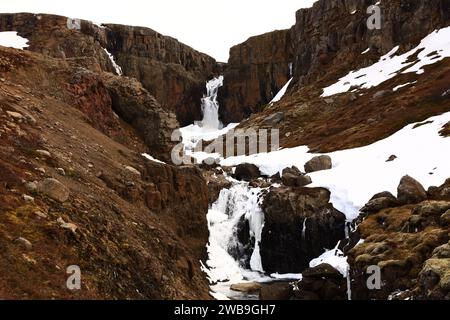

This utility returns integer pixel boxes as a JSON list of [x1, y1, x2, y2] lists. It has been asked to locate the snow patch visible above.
[[393, 81, 417, 92], [0, 31, 29, 50], [270, 78, 293, 104], [309, 247, 349, 277], [322, 26, 450, 97], [142, 153, 166, 164], [219, 111, 450, 221]]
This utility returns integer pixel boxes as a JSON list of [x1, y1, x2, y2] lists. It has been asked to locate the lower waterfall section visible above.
[[201, 182, 269, 299]]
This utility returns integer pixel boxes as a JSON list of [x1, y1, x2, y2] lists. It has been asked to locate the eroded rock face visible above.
[[261, 186, 346, 273], [104, 24, 220, 125], [219, 30, 293, 124], [102, 73, 179, 162], [0, 13, 221, 126], [291, 0, 450, 88], [0, 13, 114, 73], [218, 0, 450, 124]]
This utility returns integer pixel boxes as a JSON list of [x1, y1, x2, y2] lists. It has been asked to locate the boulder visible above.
[[233, 163, 261, 182], [37, 178, 70, 202], [293, 264, 347, 300], [281, 173, 312, 187], [361, 191, 399, 214], [230, 282, 262, 294], [397, 175, 427, 205], [263, 112, 284, 125], [260, 186, 346, 273], [304, 155, 332, 173], [259, 282, 292, 300]]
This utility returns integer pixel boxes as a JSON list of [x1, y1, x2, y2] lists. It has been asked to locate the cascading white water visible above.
[[201, 76, 223, 129]]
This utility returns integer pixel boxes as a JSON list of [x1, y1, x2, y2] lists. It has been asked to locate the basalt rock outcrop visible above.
[[0, 13, 114, 73], [0, 13, 221, 126], [291, 0, 450, 88], [260, 186, 346, 274], [219, 29, 293, 124], [104, 24, 220, 126], [220, 0, 450, 130], [102, 73, 179, 162]]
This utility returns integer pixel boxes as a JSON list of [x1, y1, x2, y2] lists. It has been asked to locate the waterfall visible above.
[[203, 183, 265, 282], [201, 76, 223, 129]]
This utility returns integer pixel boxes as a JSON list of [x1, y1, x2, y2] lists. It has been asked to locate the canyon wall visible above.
[[0, 13, 220, 126], [104, 24, 220, 126], [219, 29, 293, 124], [219, 0, 450, 124]]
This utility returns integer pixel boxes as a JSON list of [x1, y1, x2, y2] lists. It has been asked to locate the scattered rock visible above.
[[397, 175, 428, 205], [233, 163, 261, 182], [25, 181, 38, 193], [35, 150, 51, 158], [441, 210, 450, 226], [57, 218, 78, 234], [386, 155, 397, 162], [37, 178, 70, 202], [34, 210, 48, 219], [361, 191, 398, 214], [56, 168, 66, 176], [304, 155, 332, 173], [35, 167, 46, 174], [22, 194, 35, 203], [124, 166, 141, 176], [281, 172, 312, 187], [13, 237, 33, 250], [6, 110, 23, 121], [263, 112, 284, 125]]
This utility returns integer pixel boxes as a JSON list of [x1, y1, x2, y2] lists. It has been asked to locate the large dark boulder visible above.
[[260, 186, 346, 273], [304, 155, 332, 173], [397, 175, 428, 205], [233, 163, 261, 182], [293, 264, 347, 300]]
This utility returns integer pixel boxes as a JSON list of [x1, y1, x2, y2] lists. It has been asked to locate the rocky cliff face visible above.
[[0, 13, 114, 73], [104, 24, 220, 126], [219, 0, 450, 124], [291, 0, 450, 88], [0, 13, 220, 126], [218, 30, 293, 124]]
